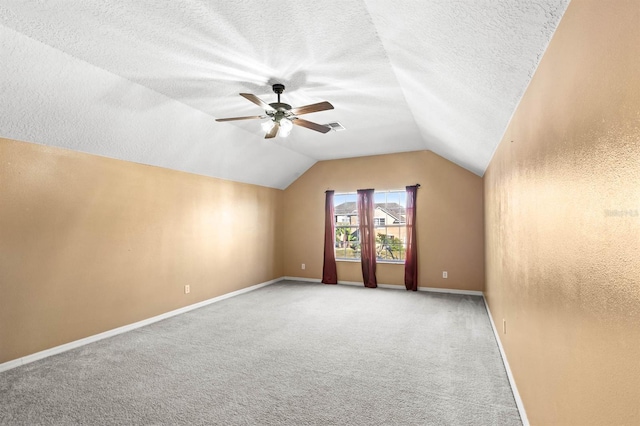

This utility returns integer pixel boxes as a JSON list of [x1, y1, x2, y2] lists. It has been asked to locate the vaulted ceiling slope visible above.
[[0, 1, 569, 189]]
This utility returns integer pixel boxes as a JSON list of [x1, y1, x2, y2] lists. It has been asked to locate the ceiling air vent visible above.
[[324, 122, 346, 132]]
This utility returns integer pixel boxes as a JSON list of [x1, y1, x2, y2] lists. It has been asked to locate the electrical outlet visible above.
[[503, 319, 507, 334], [442, 271, 448, 279], [301, 263, 306, 270], [184, 285, 190, 294]]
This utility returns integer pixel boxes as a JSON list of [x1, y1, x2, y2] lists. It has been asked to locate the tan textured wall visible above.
[[0, 138, 283, 364], [283, 151, 484, 291], [484, 1, 640, 424]]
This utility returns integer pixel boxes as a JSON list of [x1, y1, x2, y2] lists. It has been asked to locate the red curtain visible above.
[[357, 189, 377, 288], [404, 185, 419, 291], [322, 190, 338, 284]]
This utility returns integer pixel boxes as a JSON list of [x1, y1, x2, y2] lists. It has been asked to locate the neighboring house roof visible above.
[[335, 202, 358, 216], [335, 202, 406, 223], [377, 203, 406, 223]]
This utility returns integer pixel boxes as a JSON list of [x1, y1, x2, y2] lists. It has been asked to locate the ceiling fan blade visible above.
[[240, 93, 276, 112], [289, 101, 334, 116], [265, 122, 280, 139], [292, 118, 331, 134], [215, 115, 265, 122]]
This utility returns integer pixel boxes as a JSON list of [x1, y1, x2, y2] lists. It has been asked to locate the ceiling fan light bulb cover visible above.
[[279, 119, 293, 137], [280, 118, 293, 130], [261, 120, 275, 132]]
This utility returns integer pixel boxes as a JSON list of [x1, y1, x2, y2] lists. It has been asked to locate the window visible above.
[[334, 190, 407, 262]]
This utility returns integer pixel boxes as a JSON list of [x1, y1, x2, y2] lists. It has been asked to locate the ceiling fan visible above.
[[215, 83, 334, 139]]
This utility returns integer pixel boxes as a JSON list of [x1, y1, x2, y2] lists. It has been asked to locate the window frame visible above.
[[333, 190, 407, 264]]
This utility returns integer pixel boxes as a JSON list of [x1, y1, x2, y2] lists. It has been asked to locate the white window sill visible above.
[[336, 259, 404, 265]]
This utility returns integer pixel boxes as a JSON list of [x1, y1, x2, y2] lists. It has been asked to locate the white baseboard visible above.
[[283, 276, 320, 283], [482, 296, 529, 426], [0, 277, 282, 373], [416, 285, 482, 296], [283, 276, 483, 296]]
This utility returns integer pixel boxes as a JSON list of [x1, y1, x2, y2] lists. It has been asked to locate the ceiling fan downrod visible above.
[[272, 83, 285, 104]]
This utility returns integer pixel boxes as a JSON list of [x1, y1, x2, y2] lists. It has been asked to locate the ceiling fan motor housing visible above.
[[268, 103, 292, 120]]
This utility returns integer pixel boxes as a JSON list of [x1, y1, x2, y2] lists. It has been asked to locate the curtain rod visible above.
[[325, 185, 420, 194]]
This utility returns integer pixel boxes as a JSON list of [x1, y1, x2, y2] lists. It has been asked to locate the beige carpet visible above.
[[0, 280, 521, 425]]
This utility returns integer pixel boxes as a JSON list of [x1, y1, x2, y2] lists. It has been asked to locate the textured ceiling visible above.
[[0, 1, 569, 189]]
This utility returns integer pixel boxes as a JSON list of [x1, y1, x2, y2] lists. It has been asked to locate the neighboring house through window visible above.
[[333, 190, 407, 262]]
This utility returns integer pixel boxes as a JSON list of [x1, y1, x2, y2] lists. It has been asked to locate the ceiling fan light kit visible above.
[[216, 84, 334, 139]]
